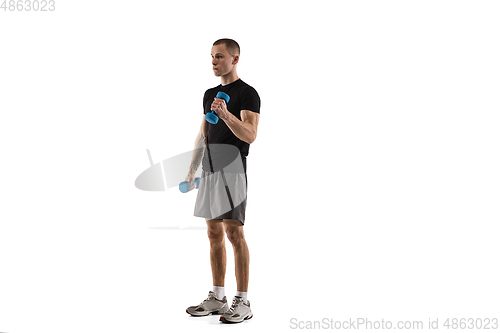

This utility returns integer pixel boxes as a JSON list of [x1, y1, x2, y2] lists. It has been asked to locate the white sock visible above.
[[235, 291, 248, 302], [213, 286, 225, 300]]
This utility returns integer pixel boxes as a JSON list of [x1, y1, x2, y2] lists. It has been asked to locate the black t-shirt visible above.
[[202, 78, 260, 173]]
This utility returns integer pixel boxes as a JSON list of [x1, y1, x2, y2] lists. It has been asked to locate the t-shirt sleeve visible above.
[[240, 87, 261, 114]]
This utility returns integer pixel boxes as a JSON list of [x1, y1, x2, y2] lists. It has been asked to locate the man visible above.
[[184, 39, 261, 324]]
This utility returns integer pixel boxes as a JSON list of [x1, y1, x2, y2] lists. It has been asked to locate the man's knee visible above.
[[223, 219, 245, 245], [206, 219, 224, 243]]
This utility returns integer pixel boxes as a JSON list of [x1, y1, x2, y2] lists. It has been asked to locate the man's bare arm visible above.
[[188, 115, 208, 176], [188, 132, 205, 176], [222, 110, 259, 144]]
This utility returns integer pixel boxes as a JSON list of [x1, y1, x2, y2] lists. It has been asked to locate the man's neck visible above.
[[221, 72, 239, 86]]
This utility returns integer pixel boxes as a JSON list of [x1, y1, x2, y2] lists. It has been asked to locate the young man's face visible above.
[[211, 44, 238, 77]]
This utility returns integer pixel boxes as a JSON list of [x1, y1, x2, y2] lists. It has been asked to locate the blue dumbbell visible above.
[[179, 177, 201, 193], [206, 91, 230, 124]]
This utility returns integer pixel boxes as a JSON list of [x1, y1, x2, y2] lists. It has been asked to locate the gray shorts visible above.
[[193, 169, 248, 225]]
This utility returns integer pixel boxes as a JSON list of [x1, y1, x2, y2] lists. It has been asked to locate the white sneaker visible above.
[[186, 291, 229, 316], [219, 295, 253, 323]]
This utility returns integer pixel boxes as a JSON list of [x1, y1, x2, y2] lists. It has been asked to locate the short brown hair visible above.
[[213, 38, 240, 57]]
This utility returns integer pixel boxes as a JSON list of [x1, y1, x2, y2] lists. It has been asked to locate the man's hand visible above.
[[185, 173, 197, 191], [211, 97, 230, 121]]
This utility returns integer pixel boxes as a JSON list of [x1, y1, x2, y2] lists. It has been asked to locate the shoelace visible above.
[[227, 297, 242, 313], [200, 292, 216, 305]]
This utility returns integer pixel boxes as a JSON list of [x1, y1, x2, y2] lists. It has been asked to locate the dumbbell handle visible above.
[[179, 177, 201, 193], [206, 91, 230, 124]]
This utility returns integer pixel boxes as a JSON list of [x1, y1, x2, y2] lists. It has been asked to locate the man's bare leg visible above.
[[206, 219, 226, 287], [223, 219, 249, 292]]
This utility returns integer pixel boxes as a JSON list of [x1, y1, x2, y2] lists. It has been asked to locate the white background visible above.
[[1, 0, 499, 332]]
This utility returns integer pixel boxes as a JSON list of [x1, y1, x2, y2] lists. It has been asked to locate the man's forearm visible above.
[[188, 133, 205, 175], [224, 112, 256, 144]]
